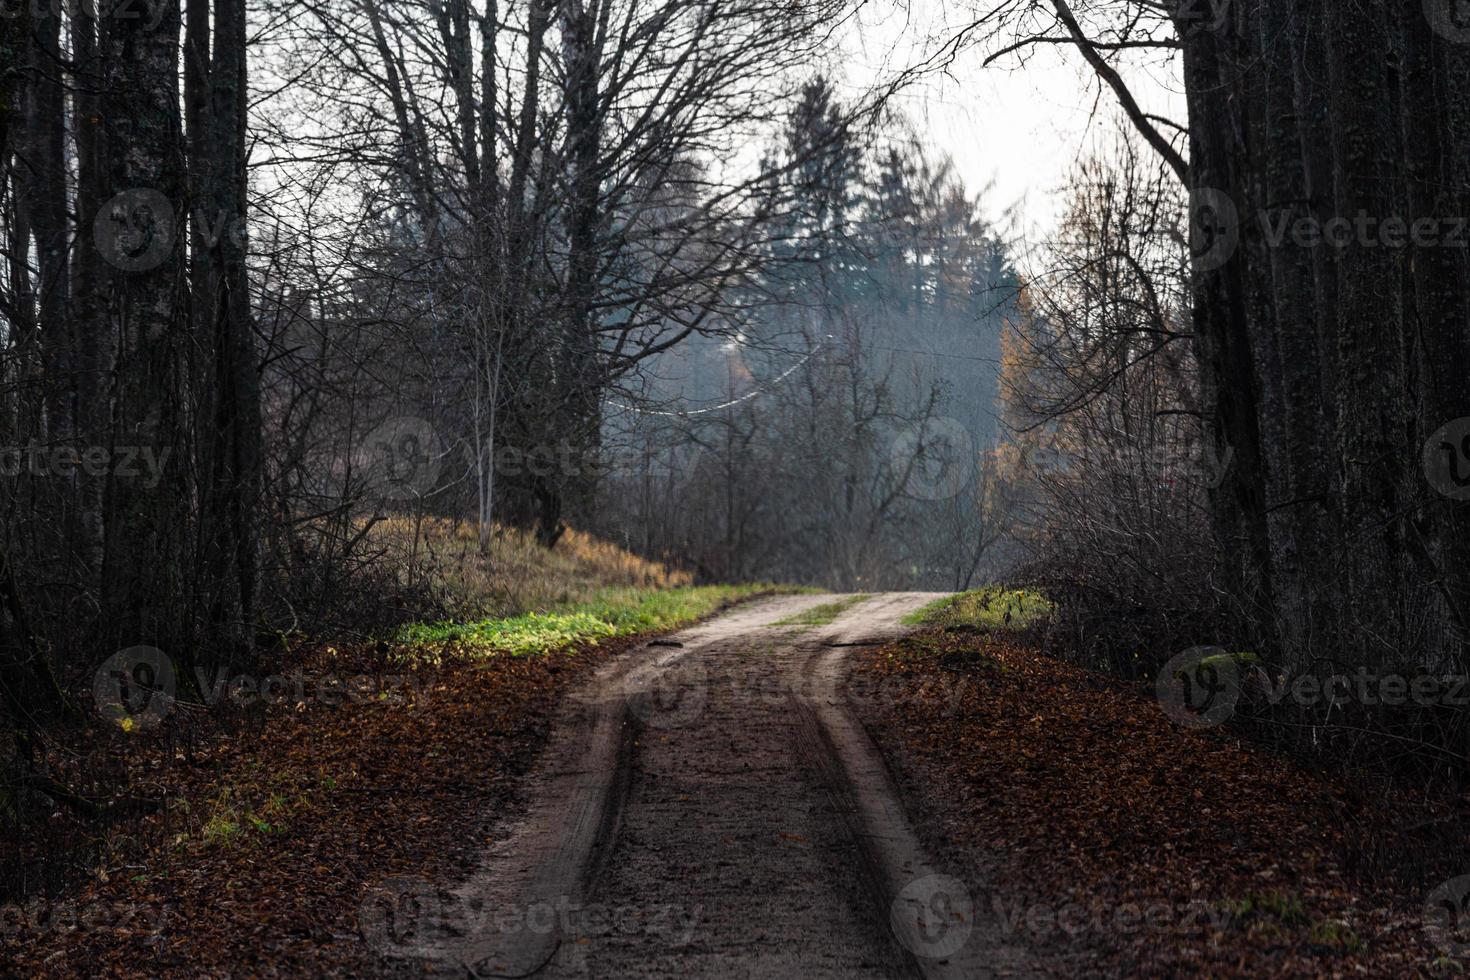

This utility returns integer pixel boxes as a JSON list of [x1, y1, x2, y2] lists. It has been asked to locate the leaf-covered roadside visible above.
[[2, 641, 619, 977], [1, 588, 784, 977], [853, 627, 1465, 978]]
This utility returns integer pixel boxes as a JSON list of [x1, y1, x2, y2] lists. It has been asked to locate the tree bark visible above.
[[1323, 0, 1410, 663], [1173, 6, 1275, 639], [99, 0, 190, 653]]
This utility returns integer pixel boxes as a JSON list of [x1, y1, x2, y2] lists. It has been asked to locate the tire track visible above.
[[380, 592, 1038, 978]]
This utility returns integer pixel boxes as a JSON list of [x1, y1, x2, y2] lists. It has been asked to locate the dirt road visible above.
[[364, 594, 1038, 978]]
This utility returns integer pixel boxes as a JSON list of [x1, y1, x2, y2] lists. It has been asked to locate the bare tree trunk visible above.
[[198, 0, 263, 659], [1174, 7, 1275, 639], [554, 0, 607, 545], [0, 5, 25, 159], [99, 0, 189, 653], [1402, 10, 1470, 645], [1324, 0, 1409, 664], [496, 0, 554, 537], [1257, 0, 1338, 657], [72, 0, 110, 564], [18, 12, 73, 445]]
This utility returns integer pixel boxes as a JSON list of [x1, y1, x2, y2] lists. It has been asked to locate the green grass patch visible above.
[[770, 594, 871, 628], [1220, 891, 1309, 929], [903, 587, 1052, 630], [189, 785, 296, 849], [1308, 919, 1363, 954], [1213, 891, 1362, 954], [201, 814, 242, 846], [396, 583, 795, 662]]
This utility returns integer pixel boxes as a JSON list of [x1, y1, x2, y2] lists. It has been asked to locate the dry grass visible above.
[[363, 517, 694, 619]]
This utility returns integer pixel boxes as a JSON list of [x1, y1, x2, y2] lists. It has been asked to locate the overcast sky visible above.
[[833, 1, 1187, 253]]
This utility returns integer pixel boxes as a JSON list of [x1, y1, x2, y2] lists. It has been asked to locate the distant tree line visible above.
[[597, 79, 1021, 590]]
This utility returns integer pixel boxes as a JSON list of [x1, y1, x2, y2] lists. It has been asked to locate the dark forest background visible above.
[[4, 0, 1470, 899]]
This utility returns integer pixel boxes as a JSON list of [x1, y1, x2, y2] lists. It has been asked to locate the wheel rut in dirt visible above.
[[399, 593, 1038, 979]]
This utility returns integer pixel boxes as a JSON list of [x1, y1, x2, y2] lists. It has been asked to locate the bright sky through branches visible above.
[[833, 0, 1186, 246]]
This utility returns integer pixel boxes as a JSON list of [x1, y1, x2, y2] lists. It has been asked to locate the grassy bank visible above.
[[396, 583, 800, 661], [902, 586, 1051, 630]]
